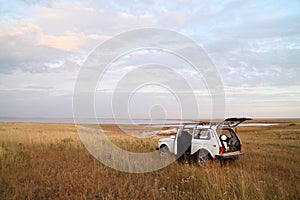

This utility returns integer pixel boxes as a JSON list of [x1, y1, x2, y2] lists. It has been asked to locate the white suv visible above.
[[157, 118, 251, 166]]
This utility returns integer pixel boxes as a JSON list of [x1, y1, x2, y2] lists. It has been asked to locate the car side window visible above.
[[194, 129, 211, 140], [182, 128, 193, 136]]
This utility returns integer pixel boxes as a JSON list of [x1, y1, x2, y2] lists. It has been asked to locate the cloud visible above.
[[0, 21, 100, 73], [157, 10, 187, 27], [0, 22, 40, 36], [31, 1, 157, 35], [87, 34, 111, 41], [37, 32, 86, 53], [0, 22, 60, 73], [25, 85, 54, 90], [0, 1, 158, 74], [0, 69, 77, 96], [94, 48, 211, 93], [224, 85, 300, 118], [0, 0, 299, 118], [203, 25, 300, 87], [224, 15, 300, 39], [0, 90, 73, 117]]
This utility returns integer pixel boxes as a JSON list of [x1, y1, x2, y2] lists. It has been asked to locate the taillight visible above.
[[239, 144, 242, 151], [220, 146, 225, 154]]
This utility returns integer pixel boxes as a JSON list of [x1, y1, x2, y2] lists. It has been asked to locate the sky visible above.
[[0, 0, 300, 120]]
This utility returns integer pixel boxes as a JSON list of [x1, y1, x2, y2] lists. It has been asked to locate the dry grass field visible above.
[[0, 119, 300, 199]]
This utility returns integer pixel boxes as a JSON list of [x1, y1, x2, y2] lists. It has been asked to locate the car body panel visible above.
[[216, 151, 244, 159], [191, 129, 219, 157], [158, 137, 175, 153], [157, 117, 251, 161]]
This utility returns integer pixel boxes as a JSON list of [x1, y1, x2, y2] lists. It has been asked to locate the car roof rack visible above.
[[182, 121, 220, 127], [182, 117, 252, 128]]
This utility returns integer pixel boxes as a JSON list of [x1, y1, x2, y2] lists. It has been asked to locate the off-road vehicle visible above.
[[157, 118, 251, 166]]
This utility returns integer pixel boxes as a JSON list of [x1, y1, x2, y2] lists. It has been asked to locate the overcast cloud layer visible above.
[[0, 0, 299, 119]]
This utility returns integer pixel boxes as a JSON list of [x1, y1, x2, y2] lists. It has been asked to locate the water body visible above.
[[0, 117, 279, 126], [0, 117, 194, 125], [239, 123, 278, 127]]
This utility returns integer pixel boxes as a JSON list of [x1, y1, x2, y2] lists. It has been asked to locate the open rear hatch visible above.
[[218, 117, 252, 128], [217, 117, 252, 159]]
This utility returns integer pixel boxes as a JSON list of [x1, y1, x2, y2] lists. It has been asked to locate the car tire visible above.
[[159, 145, 170, 157], [197, 150, 211, 166]]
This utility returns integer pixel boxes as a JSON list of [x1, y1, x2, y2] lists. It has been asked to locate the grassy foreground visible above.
[[0, 120, 300, 199]]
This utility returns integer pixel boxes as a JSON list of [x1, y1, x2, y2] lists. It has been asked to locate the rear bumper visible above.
[[216, 151, 244, 159]]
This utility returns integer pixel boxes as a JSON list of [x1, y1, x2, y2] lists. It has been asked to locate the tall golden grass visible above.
[[0, 120, 300, 199]]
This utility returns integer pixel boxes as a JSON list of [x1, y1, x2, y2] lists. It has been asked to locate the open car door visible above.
[[218, 117, 252, 128]]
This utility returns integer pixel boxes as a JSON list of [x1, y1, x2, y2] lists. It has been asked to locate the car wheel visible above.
[[197, 150, 210, 166], [159, 145, 170, 157]]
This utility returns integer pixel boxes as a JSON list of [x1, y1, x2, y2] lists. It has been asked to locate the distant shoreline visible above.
[[0, 117, 299, 125]]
